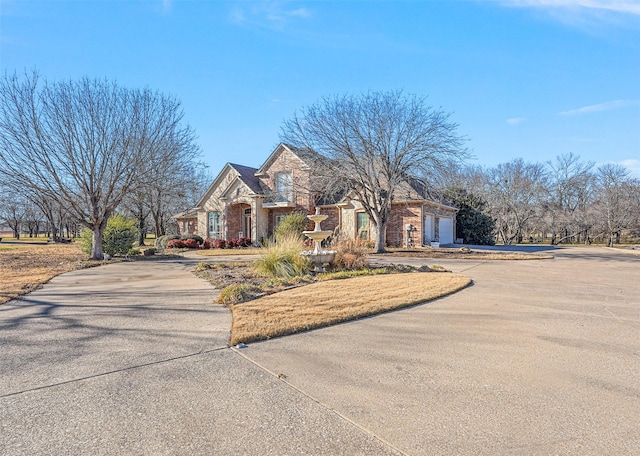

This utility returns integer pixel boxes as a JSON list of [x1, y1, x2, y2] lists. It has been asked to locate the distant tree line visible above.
[[446, 153, 640, 246]]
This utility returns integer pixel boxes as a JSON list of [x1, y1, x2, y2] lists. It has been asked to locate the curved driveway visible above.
[[1, 247, 639, 455]]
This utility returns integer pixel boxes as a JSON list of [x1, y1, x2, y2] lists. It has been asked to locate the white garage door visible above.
[[438, 217, 454, 245], [424, 214, 435, 244]]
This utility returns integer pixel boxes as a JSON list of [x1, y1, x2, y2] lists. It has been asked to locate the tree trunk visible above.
[[371, 216, 387, 254], [137, 214, 146, 246], [91, 226, 104, 260]]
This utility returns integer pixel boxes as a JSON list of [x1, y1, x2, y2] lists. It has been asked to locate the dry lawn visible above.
[[0, 243, 98, 305], [230, 272, 471, 345]]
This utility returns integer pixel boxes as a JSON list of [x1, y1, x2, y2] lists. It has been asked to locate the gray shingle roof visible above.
[[228, 163, 262, 194]]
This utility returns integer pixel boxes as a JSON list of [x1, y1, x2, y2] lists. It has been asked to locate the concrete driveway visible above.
[[0, 257, 396, 455], [1, 248, 639, 455], [247, 247, 640, 455]]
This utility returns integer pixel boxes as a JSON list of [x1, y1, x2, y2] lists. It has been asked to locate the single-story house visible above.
[[184, 143, 457, 247]]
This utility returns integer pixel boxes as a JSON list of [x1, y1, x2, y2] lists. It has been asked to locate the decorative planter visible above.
[[430, 242, 440, 248]]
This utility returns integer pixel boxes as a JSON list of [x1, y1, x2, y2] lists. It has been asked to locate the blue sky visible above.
[[1, 0, 639, 177]]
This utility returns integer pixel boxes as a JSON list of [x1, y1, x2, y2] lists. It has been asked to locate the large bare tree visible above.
[[280, 91, 467, 253], [544, 153, 595, 245], [0, 72, 199, 259], [483, 159, 548, 245], [594, 164, 639, 246]]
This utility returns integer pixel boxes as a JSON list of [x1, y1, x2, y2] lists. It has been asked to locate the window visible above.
[[275, 214, 288, 228], [275, 172, 293, 202], [208, 211, 222, 239], [356, 212, 369, 240]]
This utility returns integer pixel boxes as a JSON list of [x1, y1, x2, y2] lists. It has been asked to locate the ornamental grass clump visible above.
[[217, 283, 262, 305], [254, 233, 311, 278], [332, 237, 369, 270], [274, 212, 308, 243]]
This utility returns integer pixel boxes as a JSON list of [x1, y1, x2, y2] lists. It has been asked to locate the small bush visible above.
[[166, 239, 186, 249], [195, 261, 211, 271], [211, 238, 226, 249], [203, 240, 211, 249], [78, 228, 94, 255], [217, 284, 262, 305], [104, 215, 138, 256], [227, 238, 252, 248], [238, 237, 252, 247], [156, 234, 180, 249], [127, 248, 141, 256], [275, 212, 308, 242], [255, 233, 310, 278], [180, 234, 204, 245], [79, 214, 139, 257], [182, 238, 199, 249], [143, 248, 156, 256]]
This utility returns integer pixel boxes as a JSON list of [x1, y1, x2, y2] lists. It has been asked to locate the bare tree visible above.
[[484, 159, 548, 245], [0, 71, 199, 259], [145, 153, 209, 238], [544, 153, 595, 244], [280, 91, 467, 253], [29, 192, 72, 241], [594, 164, 639, 246], [0, 187, 27, 239]]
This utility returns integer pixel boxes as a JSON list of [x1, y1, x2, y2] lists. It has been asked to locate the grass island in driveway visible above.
[[228, 271, 472, 345]]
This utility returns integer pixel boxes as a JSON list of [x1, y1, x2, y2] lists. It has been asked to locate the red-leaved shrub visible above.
[[212, 239, 226, 249], [238, 237, 252, 247], [182, 238, 199, 249], [166, 239, 186, 249]]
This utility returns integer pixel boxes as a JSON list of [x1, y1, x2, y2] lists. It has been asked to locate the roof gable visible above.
[[196, 163, 258, 208], [255, 143, 315, 176]]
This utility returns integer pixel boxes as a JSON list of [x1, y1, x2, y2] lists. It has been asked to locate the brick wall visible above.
[[387, 203, 422, 247], [315, 207, 340, 234], [257, 146, 313, 209], [226, 203, 251, 240]]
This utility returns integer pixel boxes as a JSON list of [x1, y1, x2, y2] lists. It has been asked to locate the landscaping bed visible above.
[[194, 259, 471, 345], [195, 261, 444, 305]]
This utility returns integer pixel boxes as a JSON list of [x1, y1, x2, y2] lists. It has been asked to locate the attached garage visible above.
[[438, 217, 454, 245]]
